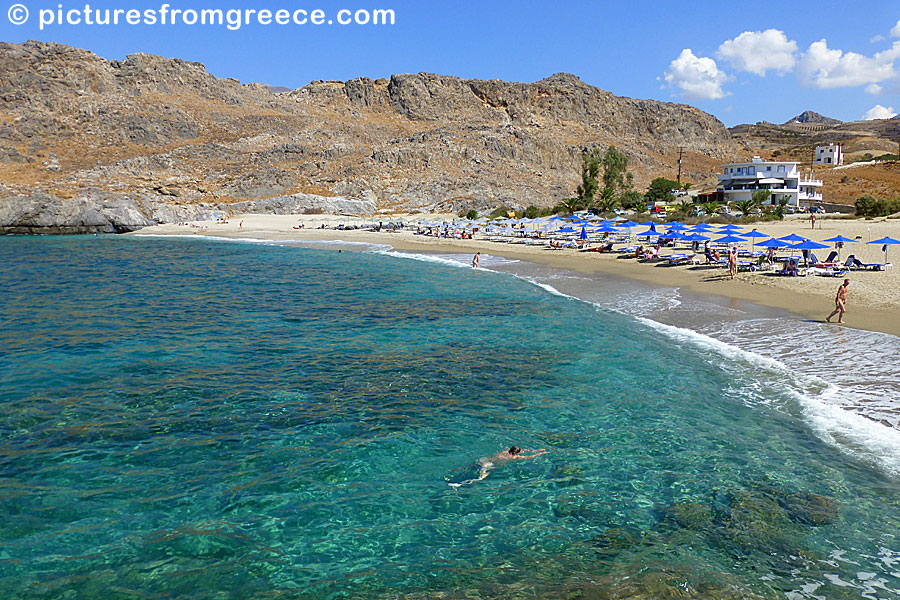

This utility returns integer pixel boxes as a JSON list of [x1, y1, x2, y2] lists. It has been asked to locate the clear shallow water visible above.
[[2, 236, 900, 599]]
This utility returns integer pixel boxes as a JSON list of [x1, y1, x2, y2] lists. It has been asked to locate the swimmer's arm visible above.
[[516, 449, 549, 459]]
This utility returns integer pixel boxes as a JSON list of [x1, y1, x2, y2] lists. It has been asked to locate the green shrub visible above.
[[489, 205, 513, 219], [465, 209, 478, 220], [856, 195, 900, 217], [523, 205, 541, 219]]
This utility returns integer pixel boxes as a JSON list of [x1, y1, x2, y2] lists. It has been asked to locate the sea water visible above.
[[1, 235, 899, 599]]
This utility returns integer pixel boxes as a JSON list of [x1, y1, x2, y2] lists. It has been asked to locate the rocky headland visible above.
[[0, 40, 740, 234]]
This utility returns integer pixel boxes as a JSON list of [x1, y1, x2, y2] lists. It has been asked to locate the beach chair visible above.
[[773, 257, 804, 277], [661, 253, 698, 266], [806, 266, 851, 277], [845, 255, 884, 271]]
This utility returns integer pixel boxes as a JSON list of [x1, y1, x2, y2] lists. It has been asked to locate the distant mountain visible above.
[[785, 111, 842, 126]]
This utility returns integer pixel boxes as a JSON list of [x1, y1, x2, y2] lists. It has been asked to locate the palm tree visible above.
[[700, 202, 720, 217], [594, 188, 619, 213], [733, 198, 758, 217], [678, 198, 694, 214]]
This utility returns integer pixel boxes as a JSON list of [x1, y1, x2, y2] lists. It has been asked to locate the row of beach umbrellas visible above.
[[418, 216, 900, 263]]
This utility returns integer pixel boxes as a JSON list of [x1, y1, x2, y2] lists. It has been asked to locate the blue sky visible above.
[[2, 0, 899, 126]]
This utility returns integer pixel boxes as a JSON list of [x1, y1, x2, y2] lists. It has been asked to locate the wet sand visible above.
[[133, 214, 900, 338]]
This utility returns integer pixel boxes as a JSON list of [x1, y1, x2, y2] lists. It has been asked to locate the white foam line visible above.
[[518, 277, 900, 479], [373, 250, 473, 269]]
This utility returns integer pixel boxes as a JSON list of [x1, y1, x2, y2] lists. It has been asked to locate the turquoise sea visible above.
[[2, 235, 900, 599]]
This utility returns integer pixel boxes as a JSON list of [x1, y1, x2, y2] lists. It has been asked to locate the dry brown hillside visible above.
[[1, 41, 743, 232]]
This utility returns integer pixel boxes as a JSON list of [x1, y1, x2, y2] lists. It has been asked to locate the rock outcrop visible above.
[[0, 41, 741, 233]]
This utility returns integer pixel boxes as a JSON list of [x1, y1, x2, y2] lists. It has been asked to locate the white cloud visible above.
[[892, 19, 900, 38], [866, 83, 883, 94], [872, 34, 886, 43], [797, 39, 900, 88], [863, 105, 897, 120], [717, 29, 797, 76], [664, 49, 730, 100]]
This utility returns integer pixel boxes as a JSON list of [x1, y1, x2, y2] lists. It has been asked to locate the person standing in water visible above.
[[471, 252, 480, 268], [826, 279, 850, 324], [448, 446, 548, 488]]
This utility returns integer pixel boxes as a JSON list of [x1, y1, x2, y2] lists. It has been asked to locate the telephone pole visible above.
[[676, 147, 684, 185]]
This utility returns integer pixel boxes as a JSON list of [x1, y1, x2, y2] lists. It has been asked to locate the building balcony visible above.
[[800, 179, 823, 187]]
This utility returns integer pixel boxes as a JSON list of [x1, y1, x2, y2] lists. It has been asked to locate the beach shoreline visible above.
[[131, 213, 900, 338]]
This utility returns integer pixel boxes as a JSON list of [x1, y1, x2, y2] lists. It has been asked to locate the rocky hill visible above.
[[0, 41, 740, 233], [784, 111, 842, 126]]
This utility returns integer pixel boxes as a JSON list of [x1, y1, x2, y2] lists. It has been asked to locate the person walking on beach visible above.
[[811, 212, 816, 230], [728, 247, 738, 279], [448, 446, 548, 488], [472, 252, 480, 268], [826, 279, 850, 324]]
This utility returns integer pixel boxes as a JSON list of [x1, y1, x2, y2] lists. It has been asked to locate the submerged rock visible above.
[[661, 502, 714, 531], [781, 491, 839, 526]]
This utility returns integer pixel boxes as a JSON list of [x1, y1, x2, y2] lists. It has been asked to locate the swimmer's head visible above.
[[509, 446, 521, 455]]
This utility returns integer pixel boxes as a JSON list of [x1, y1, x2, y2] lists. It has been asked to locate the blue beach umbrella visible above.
[[666, 221, 687, 229], [712, 235, 747, 245], [756, 238, 787, 248], [741, 229, 768, 250], [867, 236, 900, 263], [618, 220, 641, 228], [638, 222, 660, 236], [660, 230, 685, 242], [692, 223, 717, 231], [824, 235, 857, 243], [557, 227, 577, 234], [822, 235, 857, 259], [779, 233, 808, 244], [580, 226, 587, 240], [791, 239, 830, 265]]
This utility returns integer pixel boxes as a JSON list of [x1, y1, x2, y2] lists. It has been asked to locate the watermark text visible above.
[[6, 3, 396, 30]]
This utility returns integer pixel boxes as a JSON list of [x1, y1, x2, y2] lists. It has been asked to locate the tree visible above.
[[773, 196, 789, 220], [596, 187, 619, 213], [465, 209, 478, 220], [601, 146, 629, 197], [700, 201, 720, 216], [561, 197, 583, 214], [576, 148, 602, 205], [645, 177, 681, 204], [523, 206, 540, 219], [733, 198, 759, 217], [620, 190, 645, 211], [678, 198, 694, 214], [751, 189, 772, 206]]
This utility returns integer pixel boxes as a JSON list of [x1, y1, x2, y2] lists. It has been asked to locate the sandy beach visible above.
[[134, 213, 900, 338]]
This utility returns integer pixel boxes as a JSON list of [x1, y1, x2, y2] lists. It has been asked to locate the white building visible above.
[[814, 143, 843, 166], [716, 157, 823, 207]]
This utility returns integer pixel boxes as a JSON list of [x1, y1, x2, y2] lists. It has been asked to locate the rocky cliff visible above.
[[0, 41, 740, 233]]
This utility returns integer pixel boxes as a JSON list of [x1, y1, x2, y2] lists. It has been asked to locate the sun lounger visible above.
[[845, 255, 885, 271], [805, 266, 851, 277], [579, 242, 614, 253], [661, 253, 698, 265]]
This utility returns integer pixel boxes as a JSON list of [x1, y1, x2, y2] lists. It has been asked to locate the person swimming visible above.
[[448, 446, 548, 488]]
